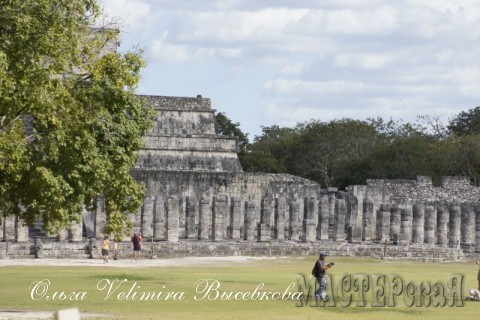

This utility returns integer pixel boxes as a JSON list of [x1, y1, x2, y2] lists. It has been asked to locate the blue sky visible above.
[[100, 0, 480, 138]]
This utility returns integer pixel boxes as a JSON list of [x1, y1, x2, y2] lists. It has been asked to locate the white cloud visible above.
[[101, 0, 151, 31], [264, 79, 368, 95], [98, 0, 480, 136], [334, 53, 392, 69], [280, 62, 305, 76]]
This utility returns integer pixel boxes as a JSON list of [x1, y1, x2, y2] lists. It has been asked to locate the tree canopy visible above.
[[240, 110, 480, 189], [0, 0, 153, 236]]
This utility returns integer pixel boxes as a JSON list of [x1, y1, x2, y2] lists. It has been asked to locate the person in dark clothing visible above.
[[312, 252, 334, 301], [131, 232, 142, 260]]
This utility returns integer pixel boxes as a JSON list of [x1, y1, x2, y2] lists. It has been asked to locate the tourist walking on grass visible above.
[[131, 232, 142, 260], [312, 252, 334, 302], [101, 236, 110, 264]]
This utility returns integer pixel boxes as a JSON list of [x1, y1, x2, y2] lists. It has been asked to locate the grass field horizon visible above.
[[1, 256, 480, 319]]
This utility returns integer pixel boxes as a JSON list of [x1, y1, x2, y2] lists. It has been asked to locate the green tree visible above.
[[448, 107, 480, 136], [0, 0, 153, 236], [290, 119, 380, 188], [214, 112, 249, 151], [242, 125, 297, 173]]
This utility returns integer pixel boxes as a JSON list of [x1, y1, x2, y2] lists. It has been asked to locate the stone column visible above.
[[96, 197, 107, 237], [376, 204, 390, 242], [230, 197, 242, 240], [347, 196, 361, 243], [334, 198, 346, 241], [412, 202, 424, 244], [449, 203, 461, 248], [436, 202, 448, 247], [244, 200, 256, 241], [362, 198, 374, 241], [198, 195, 211, 240], [186, 196, 198, 239], [399, 206, 412, 245], [289, 200, 301, 241], [302, 219, 316, 242], [304, 197, 317, 221], [302, 197, 317, 242], [34, 237, 43, 258], [475, 203, 480, 253], [69, 221, 83, 242], [154, 196, 166, 240], [213, 195, 227, 241], [15, 216, 29, 242], [58, 229, 69, 241], [424, 203, 436, 245], [4, 216, 15, 241], [274, 197, 287, 240], [327, 188, 337, 239], [318, 194, 329, 240], [141, 196, 154, 238], [166, 196, 179, 243], [389, 204, 401, 244], [258, 197, 272, 241], [461, 203, 475, 252]]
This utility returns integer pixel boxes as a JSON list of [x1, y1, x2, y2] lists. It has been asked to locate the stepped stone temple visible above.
[[2, 95, 480, 261]]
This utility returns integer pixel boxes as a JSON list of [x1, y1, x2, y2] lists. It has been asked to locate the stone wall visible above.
[[0, 240, 465, 262]]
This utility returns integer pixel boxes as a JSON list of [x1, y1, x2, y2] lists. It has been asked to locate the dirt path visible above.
[[0, 255, 278, 268]]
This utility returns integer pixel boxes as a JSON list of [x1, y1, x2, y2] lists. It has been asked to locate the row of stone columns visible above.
[[132, 193, 347, 243], [4, 194, 480, 251], [362, 201, 480, 252]]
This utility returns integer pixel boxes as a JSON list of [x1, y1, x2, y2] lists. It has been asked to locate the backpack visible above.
[[312, 261, 319, 277], [132, 236, 139, 245]]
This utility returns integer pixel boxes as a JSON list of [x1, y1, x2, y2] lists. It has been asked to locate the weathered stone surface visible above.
[[244, 200, 256, 241], [186, 196, 197, 239], [389, 204, 401, 244], [436, 202, 448, 247], [154, 197, 166, 240], [334, 199, 346, 241], [141, 196, 154, 239], [230, 197, 242, 240], [15, 216, 29, 243], [424, 203, 436, 244], [412, 202, 424, 244], [289, 200, 301, 241], [399, 206, 412, 245], [449, 203, 461, 248], [475, 203, 480, 253], [213, 195, 228, 241], [461, 203, 475, 252], [302, 219, 316, 242], [274, 197, 286, 240], [363, 198, 374, 241], [257, 223, 271, 242], [318, 194, 329, 240], [328, 189, 337, 239], [166, 197, 179, 242], [198, 195, 211, 240], [376, 204, 390, 242]]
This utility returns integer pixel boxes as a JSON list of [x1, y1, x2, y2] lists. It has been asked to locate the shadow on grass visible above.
[[318, 306, 425, 315]]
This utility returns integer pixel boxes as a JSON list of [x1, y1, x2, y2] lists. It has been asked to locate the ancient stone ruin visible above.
[[1, 95, 480, 261]]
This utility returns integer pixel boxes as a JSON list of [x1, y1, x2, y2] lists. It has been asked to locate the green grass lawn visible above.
[[1, 256, 480, 319]]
